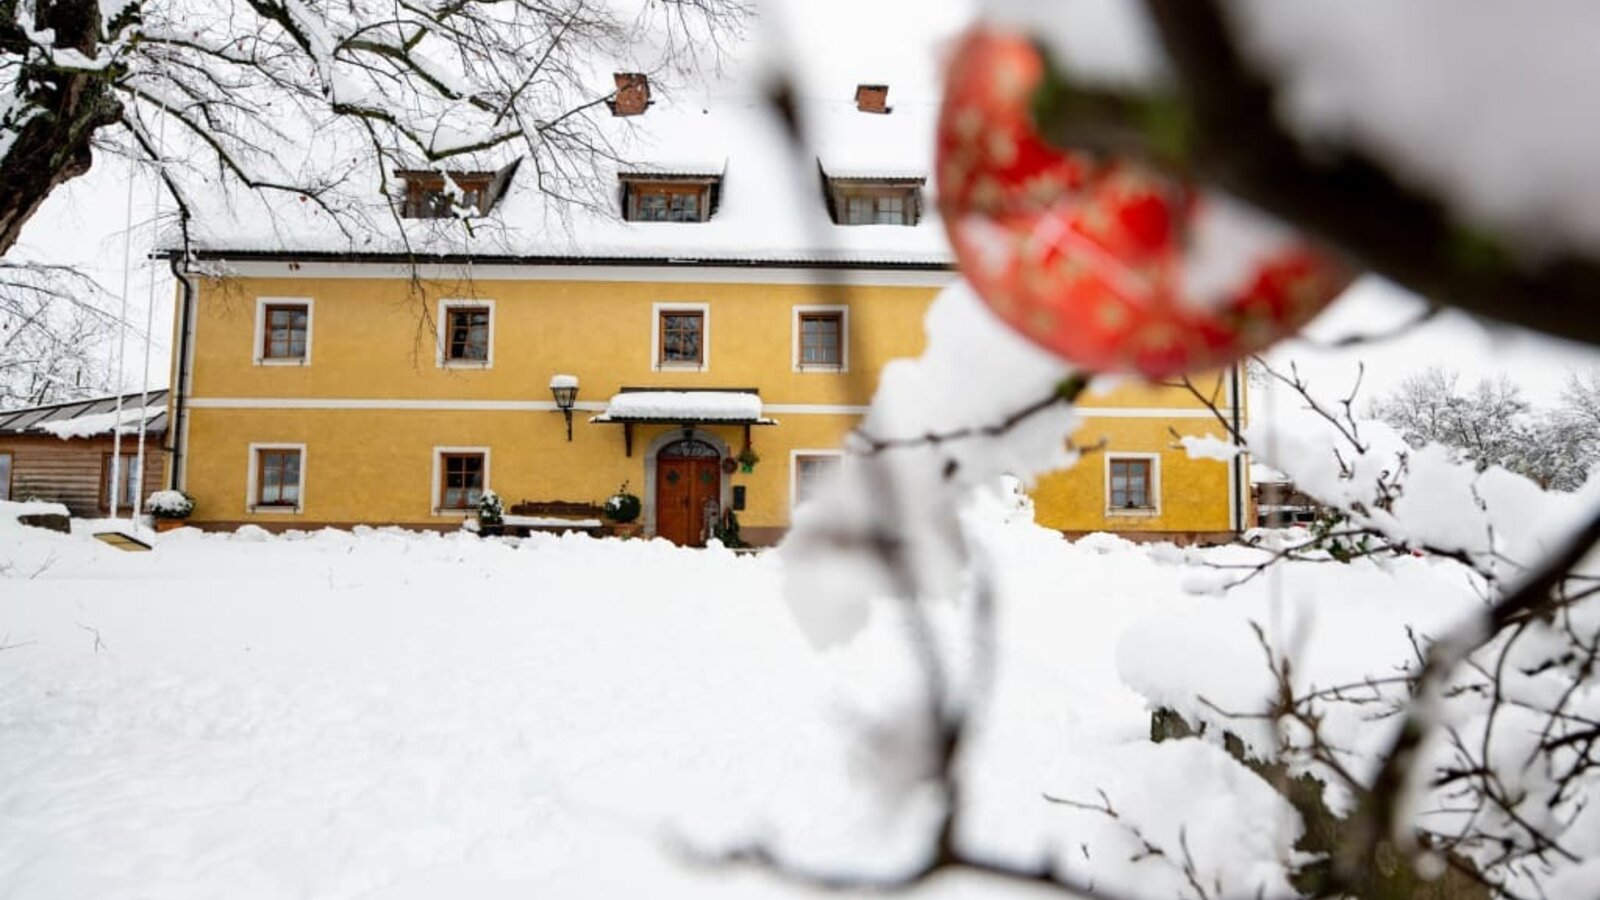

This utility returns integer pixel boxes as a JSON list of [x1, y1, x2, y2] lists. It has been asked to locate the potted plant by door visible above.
[[712, 509, 749, 548], [147, 490, 195, 532], [604, 482, 643, 538]]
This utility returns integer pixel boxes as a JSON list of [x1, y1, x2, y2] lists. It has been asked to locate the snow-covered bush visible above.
[[604, 484, 641, 524], [146, 490, 194, 520], [476, 490, 504, 527]]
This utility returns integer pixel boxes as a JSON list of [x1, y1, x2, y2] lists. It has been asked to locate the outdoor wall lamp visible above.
[[550, 374, 579, 441]]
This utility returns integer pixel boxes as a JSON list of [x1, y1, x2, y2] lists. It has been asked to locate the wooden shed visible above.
[[0, 391, 169, 517]]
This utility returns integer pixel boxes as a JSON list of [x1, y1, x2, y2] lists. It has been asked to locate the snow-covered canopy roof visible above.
[[591, 390, 774, 424], [0, 390, 169, 439]]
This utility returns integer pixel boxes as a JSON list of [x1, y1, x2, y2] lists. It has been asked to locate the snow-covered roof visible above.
[[0, 390, 169, 439], [175, 0, 963, 268], [182, 94, 950, 267], [1249, 462, 1291, 485], [591, 390, 774, 424]]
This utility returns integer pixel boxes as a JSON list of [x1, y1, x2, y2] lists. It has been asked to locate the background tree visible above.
[[1370, 366, 1599, 491], [0, 261, 115, 406], [1370, 368, 1529, 471], [1561, 370, 1600, 435], [0, 0, 749, 257]]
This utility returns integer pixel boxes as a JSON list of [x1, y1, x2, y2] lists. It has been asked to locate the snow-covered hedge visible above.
[[0, 499, 71, 526], [146, 490, 195, 519], [476, 490, 504, 526]]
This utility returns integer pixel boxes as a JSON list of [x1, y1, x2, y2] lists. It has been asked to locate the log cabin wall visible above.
[[0, 435, 167, 517]]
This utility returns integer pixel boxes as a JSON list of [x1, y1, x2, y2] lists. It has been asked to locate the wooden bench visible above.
[[485, 500, 607, 537]]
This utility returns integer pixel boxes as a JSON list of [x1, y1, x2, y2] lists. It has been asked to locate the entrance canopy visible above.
[[590, 389, 777, 426], [590, 388, 776, 456]]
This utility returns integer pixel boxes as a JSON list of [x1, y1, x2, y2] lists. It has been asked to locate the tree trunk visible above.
[[0, 0, 123, 257]]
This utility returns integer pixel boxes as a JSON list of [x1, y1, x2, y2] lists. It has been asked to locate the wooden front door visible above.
[[656, 440, 722, 546]]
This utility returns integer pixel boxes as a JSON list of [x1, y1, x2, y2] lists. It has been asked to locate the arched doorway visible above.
[[655, 439, 723, 547]]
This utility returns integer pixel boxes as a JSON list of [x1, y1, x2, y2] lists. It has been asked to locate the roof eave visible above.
[[163, 249, 956, 271], [589, 416, 777, 426]]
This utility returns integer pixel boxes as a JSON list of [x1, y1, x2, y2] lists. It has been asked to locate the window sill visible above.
[[1105, 507, 1159, 518], [432, 508, 473, 517], [794, 364, 847, 374], [254, 357, 310, 367], [654, 362, 706, 372], [248, 505, 303, 515], [438, 360, 492, 370]]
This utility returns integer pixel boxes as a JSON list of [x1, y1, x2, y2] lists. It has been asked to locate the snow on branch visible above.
[[1023, 0, 1600, 347], [0, 0, 753, 261]]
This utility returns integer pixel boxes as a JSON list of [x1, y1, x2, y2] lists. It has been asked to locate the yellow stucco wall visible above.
[[180, 408, 857, 532], [172, 268, 1244, 539], [185, 274, 927, 404], [1035, 416, 1236, 534]]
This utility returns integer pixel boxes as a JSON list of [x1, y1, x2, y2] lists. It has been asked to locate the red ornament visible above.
[[936, 27, 1352, 378]]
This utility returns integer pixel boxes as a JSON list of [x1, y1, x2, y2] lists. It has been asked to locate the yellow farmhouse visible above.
[[163, 75, 1246, 545], [165, 259, 1246, 545]]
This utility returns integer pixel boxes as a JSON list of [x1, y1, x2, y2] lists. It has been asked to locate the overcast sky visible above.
[[1259, 276, 1600, 415], [13, 154, 172, 400]]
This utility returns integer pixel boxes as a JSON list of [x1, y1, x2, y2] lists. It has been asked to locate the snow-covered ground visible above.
[[0, 500, 1485, 899]]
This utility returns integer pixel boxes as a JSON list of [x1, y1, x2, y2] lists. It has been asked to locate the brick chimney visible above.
[[855, 83, 889, 114], [612, 72, 651, 117]]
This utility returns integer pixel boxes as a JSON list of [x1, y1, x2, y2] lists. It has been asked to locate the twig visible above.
[[849, 374, 1089, 455], [76, 621, 107, 654]]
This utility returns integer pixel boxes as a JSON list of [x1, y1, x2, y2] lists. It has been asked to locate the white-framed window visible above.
[[622, 177, 718, 223], [437, 299, 495, 369], [790, 449, 845, 511], [831, 183, 920, 226], [253, 296, 314, 366], [792, 305, 849, 372], [432, 446, 490, 516], [246, 442, 307, 514], [1104, 453, 1160, 517], [100, 452, 141, 511], [651, 302, 710, 372]]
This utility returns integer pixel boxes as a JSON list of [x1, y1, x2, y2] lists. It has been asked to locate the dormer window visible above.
[[396, 162, 518, 219], [821, 170, 924, 226], [844, 191, 907, 225], [620, 174, 721, 223]]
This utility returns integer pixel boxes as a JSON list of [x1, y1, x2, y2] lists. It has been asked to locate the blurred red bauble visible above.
[[936, 27, 1353, 378]]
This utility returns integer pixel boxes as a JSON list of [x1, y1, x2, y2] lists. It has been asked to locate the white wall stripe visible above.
[[188, 397, 600, 412], [764, 404, 870, 415], [1077, 408, 1234, 420], [186, 396, 1233, 419]]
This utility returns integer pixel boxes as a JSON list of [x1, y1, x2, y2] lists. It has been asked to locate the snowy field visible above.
[[0, 502, 1483, 899]]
